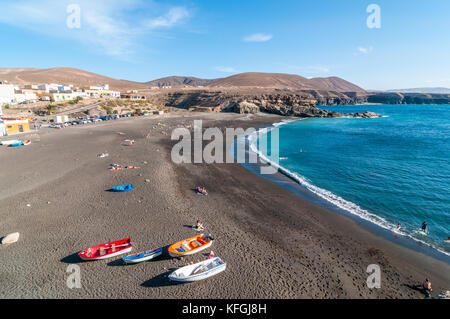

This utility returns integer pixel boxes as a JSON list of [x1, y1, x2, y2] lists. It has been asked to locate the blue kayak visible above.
[[123, 247, 162, 264], [111, 184, 133, 192], [9, 141, 24, 147]]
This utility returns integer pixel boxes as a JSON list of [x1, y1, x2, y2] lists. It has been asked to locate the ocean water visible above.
[[256, 104, 450, 256]]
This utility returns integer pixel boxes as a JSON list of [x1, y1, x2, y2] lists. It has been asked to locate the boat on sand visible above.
[[1, 140, 21, 146], [168, 257, 226, 282], [111, 184, 133, 192], [1, 232, 20, 245], [78, 238, 132, 261], [123, 247, 162, 264], [168, 234, 213, 257]]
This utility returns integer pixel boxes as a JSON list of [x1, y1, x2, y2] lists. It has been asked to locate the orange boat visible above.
[[168, 234, 213, 257]]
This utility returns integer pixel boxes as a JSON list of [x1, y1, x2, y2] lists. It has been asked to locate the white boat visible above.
[[1, 232, 20, 245], [1, 140, 21, 146], [168, 257, 227, 282]]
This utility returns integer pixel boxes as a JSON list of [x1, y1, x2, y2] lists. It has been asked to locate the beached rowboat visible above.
[[168, 234, 213, 257], [1, 140, 21, 146], [123, 247, 162, 264], [1, 232, 20, 245], [9, 141, 24, 147], [78, 238, 132, 261], [168, 257, 226, 282], [111, 184, 133, 192]]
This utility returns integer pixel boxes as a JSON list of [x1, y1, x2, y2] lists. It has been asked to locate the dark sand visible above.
[[0, 112, 449, 298]]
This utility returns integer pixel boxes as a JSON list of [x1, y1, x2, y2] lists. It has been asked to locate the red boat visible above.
[[78, 238, 132, 261]]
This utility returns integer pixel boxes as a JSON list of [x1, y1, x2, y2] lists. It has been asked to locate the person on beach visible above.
[[423, 278, 432, 297], [196, 187, 208, 195], [195, 220, 204, 230], [421, 222, 428, 233]]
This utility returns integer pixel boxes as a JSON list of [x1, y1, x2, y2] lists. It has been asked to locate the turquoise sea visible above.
[[255, 104, 450, 257]]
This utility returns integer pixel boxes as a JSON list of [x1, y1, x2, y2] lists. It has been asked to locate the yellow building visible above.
[[4, 119, 31, 135]]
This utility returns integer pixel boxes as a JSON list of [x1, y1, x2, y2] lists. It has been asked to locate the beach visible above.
[[0, 111, 449, 299]]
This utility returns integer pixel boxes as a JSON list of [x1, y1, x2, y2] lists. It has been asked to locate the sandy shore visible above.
[[0, 112, 449, 299]]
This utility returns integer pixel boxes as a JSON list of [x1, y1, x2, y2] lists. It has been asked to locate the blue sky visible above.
[[0, 0, 449, 90]]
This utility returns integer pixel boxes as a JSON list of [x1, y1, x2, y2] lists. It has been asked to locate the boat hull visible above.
[[1, 140, 21, 146], [123, 248, 162, 264], [168, 257, 227, 282], [168, 234, 213, 257], [1, 232, 20, 245], [78, 238, 132, 261]]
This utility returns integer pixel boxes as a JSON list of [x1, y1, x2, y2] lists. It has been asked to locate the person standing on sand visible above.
[[423, 278, 432, 297]]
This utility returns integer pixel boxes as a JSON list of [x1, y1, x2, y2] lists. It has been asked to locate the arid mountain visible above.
[[307, 76, 366, 92], [207, 72, 366, 92], [0, 68, 366, 93], [0, 67, 146, 90], [146, 76, 215, 88], [208, 72, 312, 90]]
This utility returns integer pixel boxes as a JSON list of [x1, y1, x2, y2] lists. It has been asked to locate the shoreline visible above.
[[238, 119, 450, 264], [0, 112, 449, 298]]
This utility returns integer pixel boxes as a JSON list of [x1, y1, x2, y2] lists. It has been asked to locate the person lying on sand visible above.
[[195, 220, 205, 229], [196, 187, 208, 195]]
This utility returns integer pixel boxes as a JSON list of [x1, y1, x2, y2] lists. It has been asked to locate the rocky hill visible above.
[[0, 67, 146, 90], [146, 76, 215, 88], [207, 72, 366, 92]]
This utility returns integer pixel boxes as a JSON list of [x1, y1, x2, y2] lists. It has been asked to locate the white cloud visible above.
[[357, 46, 373, 54], [144, 7, 189, 29], [243, 33, 273, 42], [214, 66, 237, 73], [0, 0, 191, 58]]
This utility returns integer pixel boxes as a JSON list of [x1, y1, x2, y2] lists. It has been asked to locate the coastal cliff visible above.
[[367, 92, 450, 104], [152, 89, 382, 118]]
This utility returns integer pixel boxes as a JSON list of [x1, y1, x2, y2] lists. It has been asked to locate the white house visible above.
[[54, 115, 69, 123], [52, 92, 74, 102], [58, 85, 73, 92], [38, 83, 60, 93], [0, 84, 16, 105], [14, 92, 38, 103]]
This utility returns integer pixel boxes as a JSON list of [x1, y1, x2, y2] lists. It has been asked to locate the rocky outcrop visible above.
[[351, 111, 384, 118], [153, 89, 381, 118], [367, 92, 450, 104]]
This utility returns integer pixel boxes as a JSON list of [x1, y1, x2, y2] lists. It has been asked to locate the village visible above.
[[0, 80, 163, 136]]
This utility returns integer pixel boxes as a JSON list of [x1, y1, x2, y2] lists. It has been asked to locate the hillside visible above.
[[0, 67, 146, 90], [0, 68, 367, 93], [146, 76, 215, 88], [207, 72, 366, 92]]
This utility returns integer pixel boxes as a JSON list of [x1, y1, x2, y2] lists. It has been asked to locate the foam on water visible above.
[[247, 109, 450, 258]]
